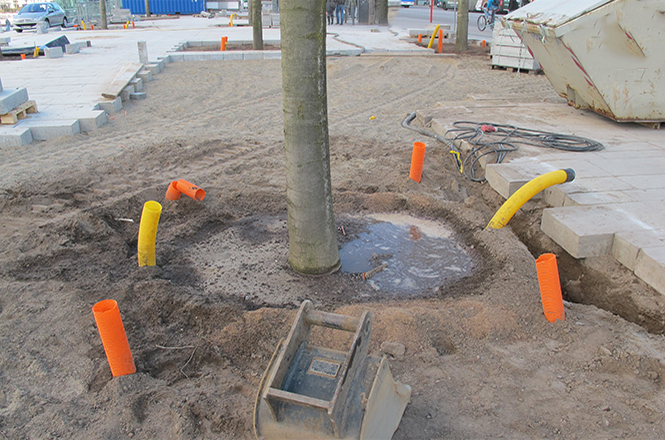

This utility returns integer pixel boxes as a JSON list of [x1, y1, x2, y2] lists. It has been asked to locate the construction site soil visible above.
[[0, 54, 663, 439]]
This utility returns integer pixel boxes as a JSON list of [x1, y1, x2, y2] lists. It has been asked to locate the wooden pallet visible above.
[[0, 100, 38, 125], [491, 64, 543, 74]]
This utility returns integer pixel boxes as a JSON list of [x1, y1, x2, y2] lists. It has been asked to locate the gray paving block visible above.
[[137, 69, 153, 82], [0, 37, 10, 46], [263, 51, 282, 60], [65, 43, 80, 54], [613, 230, 665, 271], [97, 97, 123, 113], [151, 59, 165, 70], [242, 51, 263, 60], [157, 55, 172, 64], [541, 205, 636, 258], [76, 110, 108, 132], [223, 52, 243, 61], [120, 85, 135, 102], [0, 88, 29, 114], [130, 77, 143, 92], [26, 120, 80, 140], [0, 127, 33, 148], [129, 92, 147, 100], [634, 246, 665, 295], [44, 46, 64, 58], [563, 191, 634, 206]]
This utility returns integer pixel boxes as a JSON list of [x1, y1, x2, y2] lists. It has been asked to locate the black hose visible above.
[[401, 113, 604, 182]]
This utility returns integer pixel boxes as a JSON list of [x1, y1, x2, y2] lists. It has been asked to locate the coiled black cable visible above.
[[402, 113, 604, 182]]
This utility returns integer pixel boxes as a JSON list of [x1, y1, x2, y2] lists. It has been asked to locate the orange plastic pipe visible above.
[[438, 29, 443, 54], [535, 253, 565, 323], [409, 142, 426, 183], [92, 299, 136, 377], [179, 179, 205, 201], [165, 180, 182, 201], [418, 34, 422, 44]]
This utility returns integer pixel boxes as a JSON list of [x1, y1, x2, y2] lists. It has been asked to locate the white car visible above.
[[12, 2, 68, 33]]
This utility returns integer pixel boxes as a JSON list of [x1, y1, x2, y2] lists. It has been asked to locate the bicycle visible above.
[[477, 6, 496, 31]]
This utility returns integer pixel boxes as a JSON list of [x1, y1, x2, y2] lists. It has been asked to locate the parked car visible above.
[[11, 2, 67, 33]]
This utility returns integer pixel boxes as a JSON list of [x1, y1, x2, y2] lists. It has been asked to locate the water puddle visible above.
[[340, 214, 473, 295]]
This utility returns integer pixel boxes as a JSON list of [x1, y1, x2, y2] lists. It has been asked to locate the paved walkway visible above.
[[420, 98, 665, 296]]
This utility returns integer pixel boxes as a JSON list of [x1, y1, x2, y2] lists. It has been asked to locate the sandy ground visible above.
[[0, 52, 664, 440]]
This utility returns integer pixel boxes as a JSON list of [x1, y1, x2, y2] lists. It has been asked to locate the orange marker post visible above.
[[418, 34, 422, 44], [535, 253, 565, 323], [438, 29, 443, 54], [409, 142, 426, 183], [21, 53, 27, 60], [91, 24, 94, 30], [92, 300, 136, 377], [482, 40, 486, 47], [132, 21, 135, 29], [165, 180, 182, 201]]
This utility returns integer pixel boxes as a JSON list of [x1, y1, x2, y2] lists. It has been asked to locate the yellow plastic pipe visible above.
[[487, 169, 575, 229], [137, 201, 162, 266], [427, 24, 440, 49]]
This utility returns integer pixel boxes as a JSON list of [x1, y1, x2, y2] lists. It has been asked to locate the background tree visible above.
[[100, 0, 107, 30], [455, 0, 469, 52], [144, 0, 151, 17], [253, 0, 263, 50], [376, 0, 388, 24], [280, 0, 341, 275]]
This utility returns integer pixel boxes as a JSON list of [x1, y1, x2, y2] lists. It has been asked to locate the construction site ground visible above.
[[1, 26, 664, 440]]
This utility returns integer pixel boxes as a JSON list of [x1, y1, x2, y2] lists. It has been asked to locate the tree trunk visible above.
[[455, 0, 469, 52], [253, 0, 264, 50], [369, 0, 375, 24], [376, 0, 388, 25], [100, 0, 108, 29], [280, 0, 341, 275], [144, 0, 151, 17], [248, 0, 253, 26]]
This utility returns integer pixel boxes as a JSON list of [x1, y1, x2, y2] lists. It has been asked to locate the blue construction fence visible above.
[[122, 0, 206, 15]]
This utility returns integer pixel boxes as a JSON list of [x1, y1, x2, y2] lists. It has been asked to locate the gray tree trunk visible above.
[[280, 0, 340, 275], [455, 0, 469, 52], [100, 0, 108, 29], [144, 0, 151, 17], [253, 0, 264, 50], [376, 0, 388, 25], [369, 0, 375, 24]]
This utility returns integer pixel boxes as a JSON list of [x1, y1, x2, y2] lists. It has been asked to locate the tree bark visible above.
[[376, 0, 388, 25], [369, 0, 375, 24], [455, 0, 469, 52], [280, 0, 340, 275], [252, 0, 264, 50], [100, 0, 108, 29], [144, 0, 151, 17]]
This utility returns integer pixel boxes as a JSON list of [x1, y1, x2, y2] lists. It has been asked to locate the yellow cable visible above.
[[427, 24, 440, 49], [137, 201, 162, 266]]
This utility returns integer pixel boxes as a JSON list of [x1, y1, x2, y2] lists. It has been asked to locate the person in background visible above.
[[336, 0, 345, 24], [327, 0, 336, 25], [345, 0, 357, 24], [486, 0, 500, 27], [508, 0, 518, 11]]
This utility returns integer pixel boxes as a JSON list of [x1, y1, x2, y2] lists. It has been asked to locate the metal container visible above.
[[504, 0, 665, 126], [121, 0, 206, 15]]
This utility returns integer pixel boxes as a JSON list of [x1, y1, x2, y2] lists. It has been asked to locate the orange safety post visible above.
[[535, 253, 565, 323], [438, 29, 443, 54], [165, 180, 182, 201], [91, 24, 94, 30], [482, 40, 486, 47], [132, 21, 135, 29], [92, 299, 136, 377], [222, 36, 228, 51], [21, 53, 26, 60], [409, 142, 426, 183], [418, 34, 422, 44]]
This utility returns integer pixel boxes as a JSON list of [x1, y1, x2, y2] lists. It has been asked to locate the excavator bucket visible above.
[[254, 300, 411, 440]]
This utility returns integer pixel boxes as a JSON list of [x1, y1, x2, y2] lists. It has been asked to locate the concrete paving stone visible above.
[[23, 120, 80, 140], [541, 205, 640, 258], [592, 157, 665, 177], [223, 52, 243, 61], [242, 51, 263, 60], [75, 110, 107, 131], [617, 174, 665, 190], [0, 78, 2, 93], [263, 51, 282, 60], [634, 246, 665, 296], [182, 53, 224, 61], [157, 55, 172, 64], [612, 202, 665, 230], [0, 127, 33, 148], [542, 158, 613, 179], [129, 92, 147, 100], [620, 189, 665, 203], [152, 59, 165, 70], [130, 77, 143, 92], [120, 85, 135, 102], [96, 97, 123, 113], [44, 47, 64, 58], [0, 37, 10, 45], [612, 229, 665, 272], [0, 88, 29, 114], [65, 44, 80, 54], [563, 191, 635, 207], [485, 160, 556, 199], [137, 69, 153, 82]]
